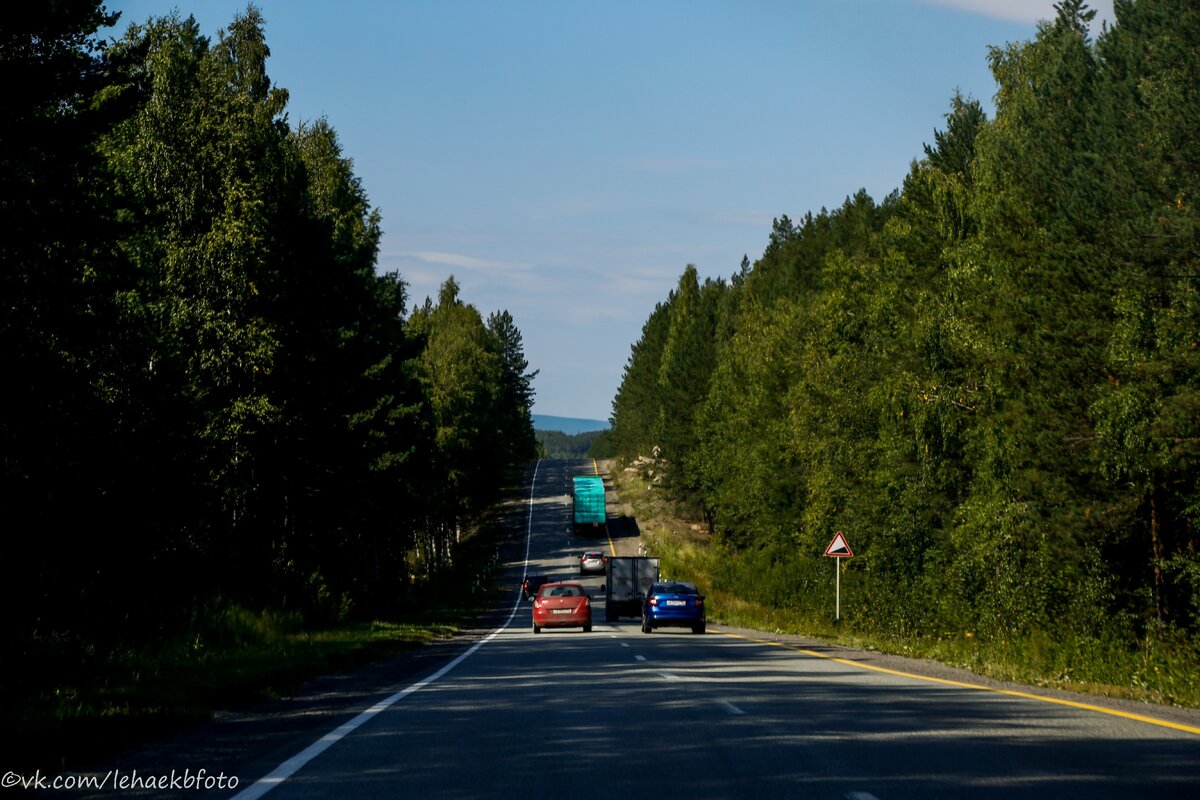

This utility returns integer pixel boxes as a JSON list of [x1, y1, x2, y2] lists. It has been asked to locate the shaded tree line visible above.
[[611, 0, 1199, 665], [535, 427, 613, 459], [1, 3, 536, 655]]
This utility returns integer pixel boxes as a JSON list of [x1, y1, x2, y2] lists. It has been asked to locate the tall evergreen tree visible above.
[[1090, 0, 1200, 628], [610, 298, 673, 457], [1, 1, 140, 639], [655, 265, 724, 496], [487, 309, 538, 463], [408, 276, 509, 574]]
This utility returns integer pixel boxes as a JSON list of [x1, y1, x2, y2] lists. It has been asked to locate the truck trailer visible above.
[[572, 475, 607, 535], [604, 556, 660, 622]]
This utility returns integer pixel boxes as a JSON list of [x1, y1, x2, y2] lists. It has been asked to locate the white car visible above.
[[579, 550, 607, 575]]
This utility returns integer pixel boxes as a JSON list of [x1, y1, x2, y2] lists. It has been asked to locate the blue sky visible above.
[[104, 0, 1114, 422]]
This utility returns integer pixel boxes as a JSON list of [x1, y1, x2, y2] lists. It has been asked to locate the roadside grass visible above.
[[614, 466, 1200, 709], [8, 481, 523, 773], [12, 615, 460, 773]]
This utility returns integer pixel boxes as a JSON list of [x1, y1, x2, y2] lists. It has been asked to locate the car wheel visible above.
[[532, 623, 541, 634], [693, 623, 705, 635], [641, 618, 651, 634], [583, 623, 592, 633]]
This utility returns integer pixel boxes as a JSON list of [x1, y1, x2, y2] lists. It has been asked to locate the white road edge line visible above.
[[231, 460, 544, 800], [717, 700, 745, 716]]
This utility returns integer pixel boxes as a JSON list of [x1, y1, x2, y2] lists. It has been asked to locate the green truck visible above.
[[572, 475, 607, 535]]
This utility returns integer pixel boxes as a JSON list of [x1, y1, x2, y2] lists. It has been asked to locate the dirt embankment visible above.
[[594, 459, 642, 557]]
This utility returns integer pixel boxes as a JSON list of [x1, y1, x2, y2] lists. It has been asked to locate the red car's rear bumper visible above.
[[533, 609, 591, 628]]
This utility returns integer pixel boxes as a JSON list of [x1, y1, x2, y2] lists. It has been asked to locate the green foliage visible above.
[[610, 299, 672, 457], [2, 3, 537, 692], [10, 599, 460, 772], [609, 0, 1200, 686], [655, 267, 726, 498], [587, 428, 617, 459], [536, 428, 608, 459], [487, 309, 539, 463]]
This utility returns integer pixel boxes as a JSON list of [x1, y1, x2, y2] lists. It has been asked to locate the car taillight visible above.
[[694, 598, 703, 607], [649, 597, 658, 606]]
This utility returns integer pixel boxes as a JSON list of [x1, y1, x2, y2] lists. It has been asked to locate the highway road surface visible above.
[[60, 459, 1200, 799]]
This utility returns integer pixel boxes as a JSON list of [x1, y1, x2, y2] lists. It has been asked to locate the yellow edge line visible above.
[[711, 628, 1200, 736], [594, 458, 618, 558]]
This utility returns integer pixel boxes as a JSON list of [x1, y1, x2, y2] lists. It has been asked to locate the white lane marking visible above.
[[634, 655, 646, 661], [620, 642, 630, 648], [659, 672, 681, 681], [846, 793, 880, 800], [232, 461, 544, 800], [717, 700, 745, 715]]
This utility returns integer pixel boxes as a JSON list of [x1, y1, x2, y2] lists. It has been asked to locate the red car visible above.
[[532, 582, 592, 634]]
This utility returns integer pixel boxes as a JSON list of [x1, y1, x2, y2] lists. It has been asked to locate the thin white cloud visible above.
[[916, 0, 1114, 27], [403, 250, 534, 272]]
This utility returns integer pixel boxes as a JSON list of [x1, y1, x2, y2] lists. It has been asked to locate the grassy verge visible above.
[[615, 466, 1200, 709], [12, 615, 459, 773], [8, 487, 521, 773]]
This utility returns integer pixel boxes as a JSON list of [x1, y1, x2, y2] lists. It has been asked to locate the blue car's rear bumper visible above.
[[645, 607, 705, 627]]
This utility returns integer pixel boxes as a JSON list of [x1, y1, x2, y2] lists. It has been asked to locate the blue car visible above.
[[641, 581, 706, 634]]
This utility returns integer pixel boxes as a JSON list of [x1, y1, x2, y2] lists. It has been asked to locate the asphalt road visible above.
[[46, 458, 1200, 799]]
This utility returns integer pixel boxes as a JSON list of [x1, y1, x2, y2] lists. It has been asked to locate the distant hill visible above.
[[532, 414, 610, 435]]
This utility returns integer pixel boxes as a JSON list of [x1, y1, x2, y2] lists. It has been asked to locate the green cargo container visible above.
[[572, 476, 607, 534]]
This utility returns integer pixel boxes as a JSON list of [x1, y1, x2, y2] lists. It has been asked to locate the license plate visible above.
[[666, 600, 686, 606], [552, 609, 572, 614]]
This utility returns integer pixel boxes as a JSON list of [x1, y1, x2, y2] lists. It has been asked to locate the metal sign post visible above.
[[823, 531, 854, 621]]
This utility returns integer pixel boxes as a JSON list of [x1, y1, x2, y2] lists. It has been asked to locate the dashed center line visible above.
[[659, 672, 681, 681], [634, 655, 646, 662]]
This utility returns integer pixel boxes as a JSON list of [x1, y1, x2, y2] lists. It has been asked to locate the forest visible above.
[[610, 0, 1199, 693], [535, 427, 615, 459], [2, 2, 536, 678]]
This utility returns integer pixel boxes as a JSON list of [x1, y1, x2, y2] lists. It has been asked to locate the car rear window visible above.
[[652, 582, 697, 594], [543, 585, 582, 597]]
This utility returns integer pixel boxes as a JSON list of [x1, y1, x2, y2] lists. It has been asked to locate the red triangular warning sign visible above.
[[824, 531, 854, 557]]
